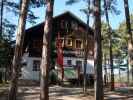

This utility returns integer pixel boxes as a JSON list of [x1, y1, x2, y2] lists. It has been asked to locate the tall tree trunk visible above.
[[83, 0, 90, 93], [126, 58, 129, 85], [8, 0, 30, 100], [0, 0, 4, 36], [93, 0, 104, 100], [104, 0, 114, 91], [119, 63, 121, 82], [40, 0, 54, 100], [109, 14, 114, 91], [123, 0, 133, 82], [83, 32, 88, 93], [104, 54, 108, 86]]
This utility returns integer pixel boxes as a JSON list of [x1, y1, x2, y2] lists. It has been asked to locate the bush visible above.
[[49, 69, 58, 85]]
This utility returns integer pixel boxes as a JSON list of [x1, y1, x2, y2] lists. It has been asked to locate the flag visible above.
[[56, 32, 64, 81]]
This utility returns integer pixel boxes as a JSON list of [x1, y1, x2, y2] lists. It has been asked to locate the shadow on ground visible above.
[[0, 85, 133, 100], [104, 87, 133, 100]]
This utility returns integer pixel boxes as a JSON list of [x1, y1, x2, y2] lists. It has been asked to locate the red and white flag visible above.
[[56, 32, 64, 80]]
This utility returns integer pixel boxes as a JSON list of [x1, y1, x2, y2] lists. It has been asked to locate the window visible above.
[[65, 21, 69, 29], [71, 21, 78, 30], [60, 20, 69, 29], [66, 38, 72, 46], [33, 60, 40, 71], [61, 20, 65, 29], [76, 60, 82, 67], [76, 40, 82, 49], [67, 60, 72, 66]]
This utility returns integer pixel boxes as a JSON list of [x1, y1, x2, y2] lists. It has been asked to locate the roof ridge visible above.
[[26, 11, 91, 32]]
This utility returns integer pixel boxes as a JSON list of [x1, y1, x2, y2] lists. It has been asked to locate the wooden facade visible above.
[[21, 11, 94, 81], [23, 11, 94, 59]]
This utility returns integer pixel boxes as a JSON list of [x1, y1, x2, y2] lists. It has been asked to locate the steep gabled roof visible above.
[[26, 11, 93, 33]]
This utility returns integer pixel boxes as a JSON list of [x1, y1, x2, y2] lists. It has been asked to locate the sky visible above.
[[5, 0, 133, 30], [25, 0, 133, 30], [26, 0, 88, 28]]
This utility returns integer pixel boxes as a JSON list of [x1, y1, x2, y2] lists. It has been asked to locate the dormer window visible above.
[[65, 21, 69, 29], [66, 38, 72, 46], [71, 21, 78, 30], [76, 39, 82, 49], [61, 20, 65, 29], [61, 20, 69, 29]]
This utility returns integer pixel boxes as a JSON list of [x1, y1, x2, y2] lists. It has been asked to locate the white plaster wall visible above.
[[63, 57, 94, 75], [86, 59, 94, 74], [21, 53, 94, 81], [64, 57, 84, 66], [20, 53, 41, 80]]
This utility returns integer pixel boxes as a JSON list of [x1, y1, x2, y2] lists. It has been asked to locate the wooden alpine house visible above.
[[21, 11, 94, 83]]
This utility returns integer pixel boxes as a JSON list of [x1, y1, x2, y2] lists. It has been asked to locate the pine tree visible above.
[[40, 0, 54, 100], [66, 0, 94, 93], [0, 0, 4, 36], [103, 0, 115, 91], [83, 0, 91, 93], [123, 0, 133, 82], [8, 0, 30, 100], [93, 0, 104, 100]]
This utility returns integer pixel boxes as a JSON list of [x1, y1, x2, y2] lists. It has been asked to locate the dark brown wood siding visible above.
[[23, 11, 94, 58]]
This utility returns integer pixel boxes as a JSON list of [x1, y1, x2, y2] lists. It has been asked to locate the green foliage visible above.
[[49, 69, 58, 84], [1, 0, 19, 39], [2, 19, 16, 40], [101, 22, 122, 57], [30, 0, 44, 7], [66, 0, 79, 5], [0, 36, 14, 69], [118, 14, 133, 41], [102, 0, 120, 16], [101, 22, 109, 56], [117, 14, 133, 55], [102, 15, 133, 60], [1, 0, 44, 40], [0, 0, 49, 81], [66, 0, 120, 16]]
